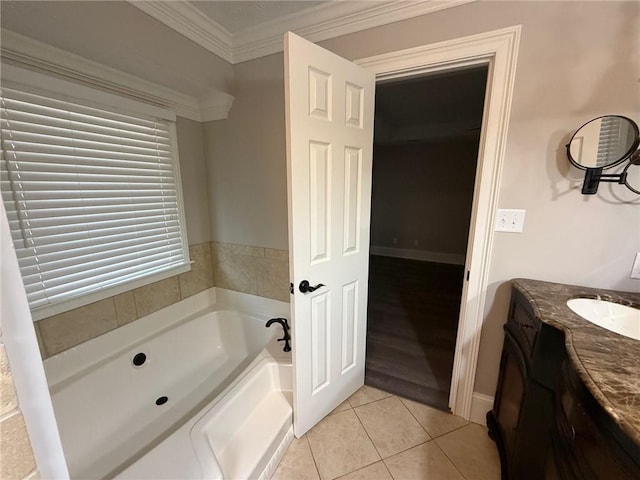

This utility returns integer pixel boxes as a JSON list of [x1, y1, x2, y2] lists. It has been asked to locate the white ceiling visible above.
[[192, 1, 327, 34]]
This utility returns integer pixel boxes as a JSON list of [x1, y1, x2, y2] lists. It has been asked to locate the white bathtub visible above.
[[44, 288, 293, 479]]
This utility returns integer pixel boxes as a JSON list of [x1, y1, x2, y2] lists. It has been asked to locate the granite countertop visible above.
[[511, 278, 640, 447]]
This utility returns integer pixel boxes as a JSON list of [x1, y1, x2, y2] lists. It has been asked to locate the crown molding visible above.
[[0, 30, 234, 122], [128, 0, 477, 64], [199, 90, 235, 123], [128, 1, 234, 64], [233, 0, 478, 63]]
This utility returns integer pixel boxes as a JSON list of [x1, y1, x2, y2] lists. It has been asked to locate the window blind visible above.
[[596, 116, 624, 167], [1, 86, 188, 312]]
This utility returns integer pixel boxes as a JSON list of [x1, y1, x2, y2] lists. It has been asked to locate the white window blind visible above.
[[1, 86, 189, 315]]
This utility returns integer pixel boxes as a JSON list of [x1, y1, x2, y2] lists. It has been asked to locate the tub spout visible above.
[[266, 318, 291, 352]]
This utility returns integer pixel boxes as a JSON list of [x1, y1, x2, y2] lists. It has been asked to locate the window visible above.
[[1, 84, 190, 320]]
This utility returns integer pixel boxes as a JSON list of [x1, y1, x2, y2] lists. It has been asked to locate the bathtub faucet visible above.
[[266, 318, 291, 352]]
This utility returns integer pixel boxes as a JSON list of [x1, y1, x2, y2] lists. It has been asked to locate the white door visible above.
[[284, 32, 375, 437]]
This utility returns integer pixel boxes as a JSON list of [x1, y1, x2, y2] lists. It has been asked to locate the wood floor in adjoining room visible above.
[[365, 255, 465, 411]]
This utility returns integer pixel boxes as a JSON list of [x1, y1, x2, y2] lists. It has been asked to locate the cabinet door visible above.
[[544, 449, 561, 480], [494, 330, 526, 477], [558, 364, 640, 479]]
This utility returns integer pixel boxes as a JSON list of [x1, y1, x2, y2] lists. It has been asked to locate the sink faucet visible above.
[[266, 317, 291, 352]]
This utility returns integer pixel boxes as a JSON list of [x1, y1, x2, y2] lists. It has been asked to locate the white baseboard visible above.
[[370, 246, 465, 265], [469, 392, 494, 425]]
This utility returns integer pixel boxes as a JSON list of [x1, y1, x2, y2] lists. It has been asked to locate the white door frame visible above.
[[355, 25, 521, 420]]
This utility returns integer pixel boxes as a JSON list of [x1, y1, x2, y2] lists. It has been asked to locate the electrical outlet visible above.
[[631, 253, 640, 279], [495, 209, 526, 233]]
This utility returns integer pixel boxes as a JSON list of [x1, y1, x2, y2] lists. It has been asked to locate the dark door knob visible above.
[[299, 280, 325, 293]]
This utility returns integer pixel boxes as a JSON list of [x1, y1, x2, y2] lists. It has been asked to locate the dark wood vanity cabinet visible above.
[[487, 288, 564, 480], [487, 286, 640, 480], [551, 362, 640, 480]]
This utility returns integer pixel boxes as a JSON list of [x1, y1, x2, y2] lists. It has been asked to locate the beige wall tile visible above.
[[348, 385, 392, 408], [34, 323, 47, 359], [0, 344, 18, 416], [434, 424, 500, 480], [114, 291, 137, 326], [214, 250, 260, 295], [354, 396, 429, 458], [0, 412, 36, 480], [383, 441, 463, 480], [214, 242, 264, 258], [38, 298, 118, 357], [307, 410, 380, 480], [35, 245, 213, 357], [133, 277, 181, 318], [272, 436, 319, 480], [400, 397, 468, 438], [179, 242, 214, 299], [336, 461, 392, 480], [257, 257, 290, 302], [211, 242, 291, 300]]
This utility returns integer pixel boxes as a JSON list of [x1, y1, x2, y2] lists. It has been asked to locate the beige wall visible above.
[[203, 55, 289, 250], [177, 117, 212, 244], [205, 1, 640, 397], [1, 1, 234, 97], [371, 138, 479, 255]]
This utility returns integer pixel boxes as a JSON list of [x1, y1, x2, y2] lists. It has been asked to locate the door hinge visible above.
[[290, 282, 294, 294], [466, 270, 470, 281]]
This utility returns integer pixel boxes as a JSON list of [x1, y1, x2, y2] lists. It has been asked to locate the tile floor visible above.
[[272, 386, 500, 480]]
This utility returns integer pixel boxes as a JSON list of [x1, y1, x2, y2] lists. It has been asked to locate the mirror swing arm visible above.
[[581, 167, 627, 195], [566, 115, 640, 195]]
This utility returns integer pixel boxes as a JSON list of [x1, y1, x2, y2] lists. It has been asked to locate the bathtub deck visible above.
[[193, 360, 293, 479], [213, 390, 293, 479], [118, 357, 293, 480]]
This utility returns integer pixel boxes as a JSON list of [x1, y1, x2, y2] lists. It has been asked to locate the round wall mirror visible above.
[[567, 115, 639, 170]]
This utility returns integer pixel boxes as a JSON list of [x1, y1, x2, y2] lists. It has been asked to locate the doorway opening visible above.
[[365, 66, 489, 411]]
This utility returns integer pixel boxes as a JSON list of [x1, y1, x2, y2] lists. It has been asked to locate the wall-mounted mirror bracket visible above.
[[581, 168, 627, 195]]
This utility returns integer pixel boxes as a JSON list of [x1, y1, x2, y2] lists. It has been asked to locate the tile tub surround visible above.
[[35, 242, 214, 359], [273, 385, 499, 480], [35, 241, 289, 359], [211, 242, 290, 303], [0, 343, 38, 480], [511, 278, 640, 446]]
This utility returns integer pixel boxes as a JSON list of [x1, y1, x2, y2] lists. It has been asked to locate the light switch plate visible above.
[[495, 209, 526, 233], [631, 252, 640, 279]]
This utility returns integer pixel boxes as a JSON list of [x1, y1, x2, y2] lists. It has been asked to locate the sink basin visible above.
[[567, 298, 640, 341]]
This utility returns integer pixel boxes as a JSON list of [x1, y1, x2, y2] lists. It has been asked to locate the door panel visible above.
[[343, 147, 362, 254], [284, 31, 375, 437]]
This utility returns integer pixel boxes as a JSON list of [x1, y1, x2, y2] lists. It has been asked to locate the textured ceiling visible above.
[[192, 1, 327, 33]]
